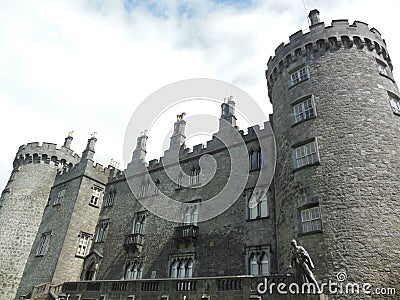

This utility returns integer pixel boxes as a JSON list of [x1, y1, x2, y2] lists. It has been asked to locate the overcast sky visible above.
[[0, 0, 399, 190]]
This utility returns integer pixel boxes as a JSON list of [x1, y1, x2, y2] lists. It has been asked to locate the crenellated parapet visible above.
[[54, 159, 115, 185], [266, 18, 393, 99], [143, 121, 273, 172], [12, 142, 81, 171]]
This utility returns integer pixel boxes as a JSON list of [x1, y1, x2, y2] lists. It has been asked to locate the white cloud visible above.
[[0, 0, 399, 189]]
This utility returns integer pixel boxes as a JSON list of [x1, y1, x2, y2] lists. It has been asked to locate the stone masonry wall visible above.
[[15, 159, 110, 298], [268, 20, 400, 297], [0, 143, 79, 300], [91, 127, 277, 281]]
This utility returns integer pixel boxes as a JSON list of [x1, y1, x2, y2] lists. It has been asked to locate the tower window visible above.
[[36, 232, 51, 256], [292, 96, 315, 124], [54, 188, 66, 206], [90, 187, 102, 207], [0, 190, 9, 207], [377, 60, 388, 76], [293, 140, 319, 169], [290, 66, 309, 86], [388, 93, 400, 115], [246, 189, 268, 220], [299, 204, 322, 234], [76, 232, 92, 258]]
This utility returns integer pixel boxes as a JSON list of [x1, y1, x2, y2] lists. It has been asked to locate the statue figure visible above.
[[176, 112, 186, 122], [290, 239, 320, 290]]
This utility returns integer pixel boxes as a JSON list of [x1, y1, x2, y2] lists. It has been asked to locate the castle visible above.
[[0, 9, 399, 300]]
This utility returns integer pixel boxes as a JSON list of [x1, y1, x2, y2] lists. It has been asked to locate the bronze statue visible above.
[[290, 239, 320, 290]]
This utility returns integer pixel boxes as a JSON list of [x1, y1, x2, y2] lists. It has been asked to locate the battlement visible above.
[[266, 19, 392, 85], [143, 121, 272, 171], [54, 158, 114, 185], [13, 142, 81, 171]]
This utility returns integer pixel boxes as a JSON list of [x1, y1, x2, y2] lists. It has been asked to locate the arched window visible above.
[[104, 189, 116, 207], [124, 260, 144, 280], [177, 173, 183, 189], [133, 212, 146, 235], [124, 261, 134, 279], [170, 257, 194, 278], [190, 166, 200, 186], [186, 259, 193, 278], [154, 179, 160, 195], [184, 206, 191, 225], [249, 253, 258, 275], [85, 262, 97, 281], [182, 203, 199, 225], [247, 248, 270, 276], [178, 260, 186, 278], [246, 189, 268, 220], [191, 205, 199, 225], [249, 149, 262, 171], [139, 180, 150, 198], [137, 262, 144, 279], [171, 260, 179, 278], [260, 252, 269, 275]]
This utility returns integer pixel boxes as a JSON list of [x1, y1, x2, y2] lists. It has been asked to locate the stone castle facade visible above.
[[0, 10, 399, 300]]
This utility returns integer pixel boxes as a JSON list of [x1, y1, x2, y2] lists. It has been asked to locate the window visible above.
[[292, 97, 315, 124], [54, 188, 66, 205], [154, 179, 160, 195], [389, 93, 400, 115], [104, 190, 116, 207], [300, 204, 322, 234], [76, 232, 92, 258], [189, 166, 200, 186], [36, 232, 51, 256], [170, 257, 194, 278], [293, 140, 319, 169], [133, 212, 146, 234], [95, 219, 110, 243], [376, 58, 390, 76], [139, 181, 150, 198], [183, 203, 199, 225], [177, 173, 183, 189], [90, 187, 102, 207], [249, 149, 263, 171], [246, 189, 268, 220], [0, 191, 9, 207], [290, 67, 309, 85], [124, 260, 144, 280], [247, 248, 270, 276]]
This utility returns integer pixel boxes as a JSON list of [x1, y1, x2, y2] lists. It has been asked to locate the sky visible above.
[[0, 0, 399, 190]]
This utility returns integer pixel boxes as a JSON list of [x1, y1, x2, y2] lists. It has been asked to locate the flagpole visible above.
[[302, 0, 310, 26]]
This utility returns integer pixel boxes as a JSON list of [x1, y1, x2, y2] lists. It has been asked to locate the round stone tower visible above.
[[266, 9, 400, 292], [0, 133, 80, 300]]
